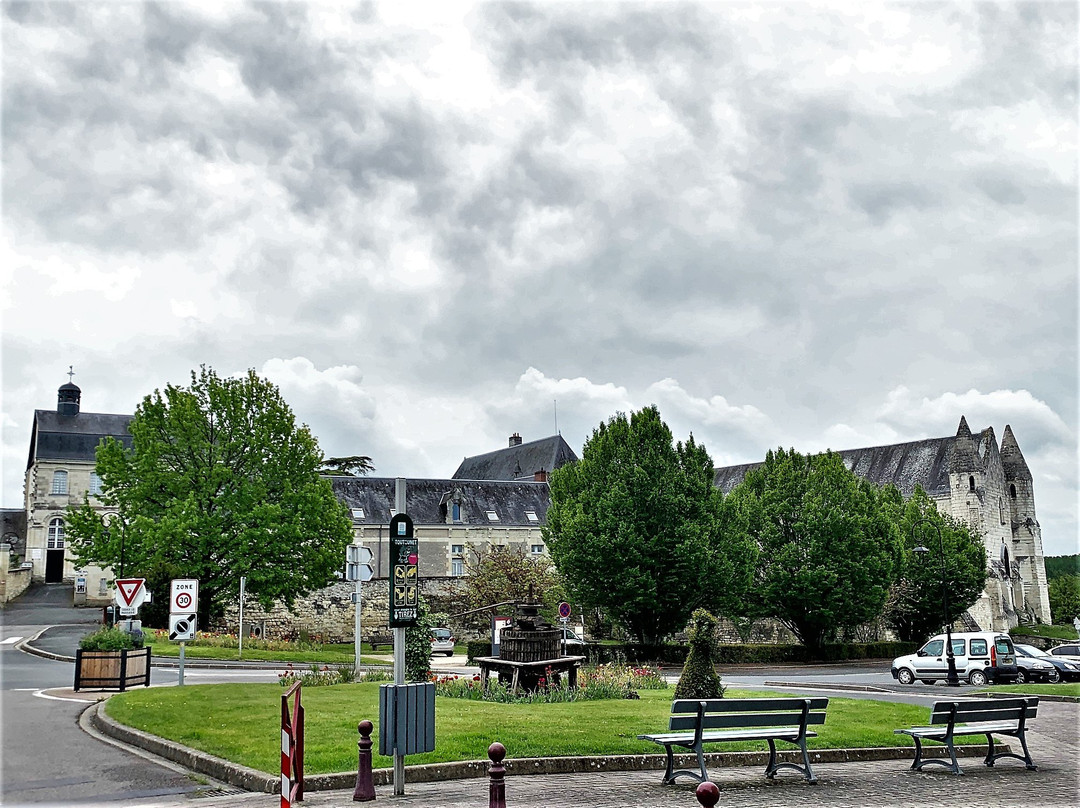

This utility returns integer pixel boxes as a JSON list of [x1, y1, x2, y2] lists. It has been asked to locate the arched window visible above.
[[968, 476, 976, 493], [50, 470, 68, 495], [999, 498, 1006, 525], [1010, 484, 1017, 499], [47, 517, 65, 549]]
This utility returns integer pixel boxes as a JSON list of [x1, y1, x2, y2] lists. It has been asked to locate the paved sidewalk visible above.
[[74, 700, 1079, 808]]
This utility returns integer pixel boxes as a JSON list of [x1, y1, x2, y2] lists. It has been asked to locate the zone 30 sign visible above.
[[170, 579, 199, 614]]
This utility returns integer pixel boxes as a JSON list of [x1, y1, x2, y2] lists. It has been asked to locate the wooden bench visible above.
[[368, 634, 393, 651], [638, 697, 829, 785], [894, 697, 1039, 775]]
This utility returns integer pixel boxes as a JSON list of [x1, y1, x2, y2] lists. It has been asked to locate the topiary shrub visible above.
[[673, 609, 724, 700], [79, 626, 142, 651]]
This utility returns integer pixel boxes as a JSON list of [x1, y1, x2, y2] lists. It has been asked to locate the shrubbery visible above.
[[674, 609, 724, 699], [79, 626, 143, 651], [432, 663, 667, 703]]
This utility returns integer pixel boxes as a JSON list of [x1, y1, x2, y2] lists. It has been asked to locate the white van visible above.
[[891, 631, 1019, 686]]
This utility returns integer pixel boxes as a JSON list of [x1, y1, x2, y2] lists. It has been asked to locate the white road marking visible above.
[[32, 689, 103, 703], [1, 636, 23, 644]]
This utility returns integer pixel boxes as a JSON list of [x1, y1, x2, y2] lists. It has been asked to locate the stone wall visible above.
[[0, 551, 32, 604], [217, 577, 467, 643]]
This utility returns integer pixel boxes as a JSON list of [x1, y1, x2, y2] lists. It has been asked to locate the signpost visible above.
[[170, 579, 199, 686], [347, 545, 375, 674], [558, 602, 571, 655]]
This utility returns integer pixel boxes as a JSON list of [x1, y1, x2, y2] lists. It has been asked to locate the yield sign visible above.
[[114, 578, 147, 608]]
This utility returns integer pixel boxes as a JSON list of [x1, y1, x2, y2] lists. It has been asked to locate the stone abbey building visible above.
[[714, 416, 1052, 631], [7, 378, 1051, 634]]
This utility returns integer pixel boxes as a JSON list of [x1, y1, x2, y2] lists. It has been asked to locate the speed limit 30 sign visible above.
[[170, 579, 199, 614]]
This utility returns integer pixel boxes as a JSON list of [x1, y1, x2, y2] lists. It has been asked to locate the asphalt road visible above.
[[0, 584, 215, 806]]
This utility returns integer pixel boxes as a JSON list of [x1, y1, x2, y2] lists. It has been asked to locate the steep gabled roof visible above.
[[27, 409, 133, 469], [329, 477, 551, 526], [712, 436, 954, 498], [451, 435, 578, 481]]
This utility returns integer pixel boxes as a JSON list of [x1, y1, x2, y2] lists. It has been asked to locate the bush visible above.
[[432, 663, 658, 703], [79, 626, 142, 651], [674, 609, 724, 700], [277, 663, 355, 687]]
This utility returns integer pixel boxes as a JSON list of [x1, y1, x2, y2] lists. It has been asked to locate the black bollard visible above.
[[487, 742, 507, 808], [353, 720, 376, 802], [695, 781, 720, 807]]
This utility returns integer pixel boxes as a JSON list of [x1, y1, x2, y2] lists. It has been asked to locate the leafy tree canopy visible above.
[[1044, 555, 1080, 581], [544, 405, 755, 645], [882, 486, 988, 642], [463, 545, 566, 615], [1049, 576, 1080, 625], [66, 366, 353, 625], [727, 447, 901, 650], [319, 455, 375, 476]]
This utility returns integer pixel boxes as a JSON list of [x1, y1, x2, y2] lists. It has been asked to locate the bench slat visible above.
[[671, 697, 828, 714], [698, 712, 826, 730], [642, 728, 819, 744], [929, 702, 1037, 725]]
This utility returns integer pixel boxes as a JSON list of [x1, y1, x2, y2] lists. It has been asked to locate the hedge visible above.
[[466, 640, 917, 666]]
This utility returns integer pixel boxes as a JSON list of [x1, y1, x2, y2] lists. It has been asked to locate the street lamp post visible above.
[[912, 518, 961, 687]]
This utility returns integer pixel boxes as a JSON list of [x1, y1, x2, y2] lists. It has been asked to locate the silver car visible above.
[[430, 628, 455, 656], [1047, 642, 1080, 662]]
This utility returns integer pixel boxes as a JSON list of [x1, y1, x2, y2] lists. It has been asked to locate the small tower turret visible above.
[[57, 367, 81, 417]]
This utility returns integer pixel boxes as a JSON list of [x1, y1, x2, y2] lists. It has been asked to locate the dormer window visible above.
[[485, 510, 499, 522], [50, 470, 68, 495], [452, 502, 461, 522]]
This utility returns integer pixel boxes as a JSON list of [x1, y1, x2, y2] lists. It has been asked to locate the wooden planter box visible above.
[[74, 647, 151, 692]]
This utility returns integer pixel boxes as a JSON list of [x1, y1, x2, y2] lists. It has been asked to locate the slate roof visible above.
[[713, 435, 957, 498], [451, 435, 578, 481], [27, 409, 133, 469], [329, 477, 551, 526]]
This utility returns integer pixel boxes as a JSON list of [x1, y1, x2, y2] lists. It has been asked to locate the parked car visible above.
[[560, 628, 588, 650], [1047, 643, 1080, 662], [1014, 643, 1080, 683], [891, 631, 1019, 686], [430, 628, 455, 656], [1011, 646, 1060, 683]]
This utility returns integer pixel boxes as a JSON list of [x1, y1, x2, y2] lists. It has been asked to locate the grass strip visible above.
[[145, 642, 390, 666], [105, 686, 929, 776], [981, 683, 1080, 697]]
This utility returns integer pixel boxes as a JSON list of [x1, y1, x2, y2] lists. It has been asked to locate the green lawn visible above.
[[1011, 624, 1079, 641], [983, 682, 1080, 697], [105, 686, 928, 776]]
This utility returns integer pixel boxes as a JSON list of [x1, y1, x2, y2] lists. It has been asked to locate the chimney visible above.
[[509, 433, 522, 447], [533, 468, 548, 483]]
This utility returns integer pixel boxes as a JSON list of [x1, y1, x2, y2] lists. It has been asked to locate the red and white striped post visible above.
[[281, 681, 304, 807]]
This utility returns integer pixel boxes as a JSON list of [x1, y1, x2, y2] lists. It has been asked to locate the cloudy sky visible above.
[[3, 1, 1076, 556]]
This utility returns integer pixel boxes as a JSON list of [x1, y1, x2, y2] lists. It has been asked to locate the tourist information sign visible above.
[[388, 513, 418, 627]]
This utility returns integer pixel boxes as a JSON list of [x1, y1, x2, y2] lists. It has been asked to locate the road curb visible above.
[[86, 700, 1000, 794]]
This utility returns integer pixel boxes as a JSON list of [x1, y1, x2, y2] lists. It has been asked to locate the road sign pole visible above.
[[179, 641, 185, 686], [239, 576, 246, 661], [354, 575, 363, 676], [393, 478, 407, 796]]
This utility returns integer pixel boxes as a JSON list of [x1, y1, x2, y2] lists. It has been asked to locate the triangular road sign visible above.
[[115, 578, 146, 608]]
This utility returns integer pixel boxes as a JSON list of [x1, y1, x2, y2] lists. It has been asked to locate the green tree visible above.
[[463, 546, 566, 614], [319, 455, 375, 476], [1044, 555, 1080, 581], [66, 366, 353, 626], [544, 406, 754, 644], [727, 448, 901, 652], [881, 487, 988, 642], [1048, 576, 1080, 625]]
